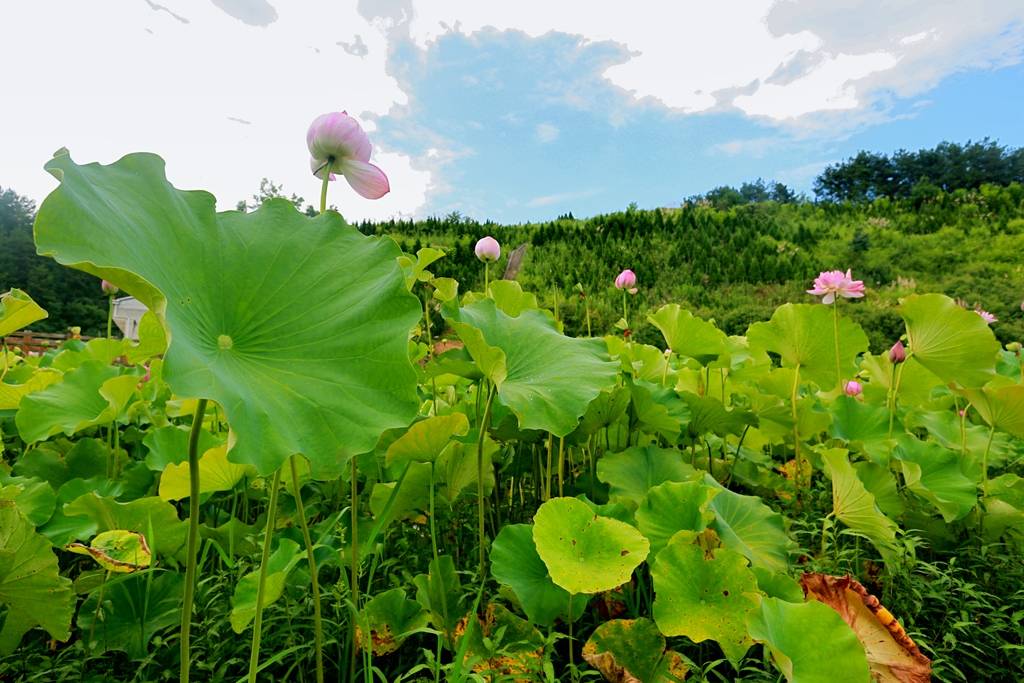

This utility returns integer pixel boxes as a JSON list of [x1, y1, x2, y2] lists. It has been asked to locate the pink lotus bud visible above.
[[614, 269, 637, 290], [844, 380, 863, 397], [474, 236, 501, 262], [958, 409, 966, 418], [101, 280, 119, 296], [888, 341, 906, 364], [307, 111, 389, 199]]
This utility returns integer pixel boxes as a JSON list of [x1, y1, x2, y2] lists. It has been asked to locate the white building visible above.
[[112, 296, 148, 341]]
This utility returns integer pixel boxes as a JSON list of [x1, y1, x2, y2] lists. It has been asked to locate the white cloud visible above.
[[711, 137, 782, 157], [526, 188, 600, 207], [397, 0, 1024, 123], [0, 1, 430, 220], [536, 122, 560, 143]]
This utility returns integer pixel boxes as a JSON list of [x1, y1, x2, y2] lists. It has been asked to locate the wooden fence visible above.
[[2, 330, 92, 355]]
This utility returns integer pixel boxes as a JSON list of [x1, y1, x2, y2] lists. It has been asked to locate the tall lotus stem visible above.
[[350, 454, 360, 680], [247, 467, 282, 683], [477, 385, 497, 582], [318, 160, 332, 213], [289, 455, 324, 683], [790, 367, 803, 500], [832, 302, 842, 393], [180, 398, 208, 683]]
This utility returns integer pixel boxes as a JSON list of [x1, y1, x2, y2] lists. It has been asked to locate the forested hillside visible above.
[[3, 139, 1023, 346]]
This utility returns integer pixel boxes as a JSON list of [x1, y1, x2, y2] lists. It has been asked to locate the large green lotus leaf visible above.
[[821, 449, 899, 559], [573, 387, 631, 439], [51, 338, 126, 372], [77, 570, 182, 658], [636, 480, 718, 559], [230, 538, 303, 633], [829, 396, 894, 464], [385, 413, 469, 465], [159, 444, 255, 501], [488, 280, 541, 317], [649, 303, 728, 364], [963, 381, 1024, 438], [532, 497, 649, 595], [63, 493, 188, 559], [0, 502, 75, 654], [0, 475, 56, 526], [893, 438, 977, 522], [413, 555, 465, 641], [0, 289, 47, 336], [597, 445, 699, 511], [437, 440, 496, 504], [15, 361, 137, 443], [630, 381, 690, 441], [899, 293, 998, 389], [747, 597, 871, 683], [747, 303, 868, 389], [490, 524, 589, 626], [582, 618, 689, 683], [125, 310, 168, 364], [680, 391, 757, 439], [859, 354, 941, 407], [0, 367, 62, 411], [853, 462, 905, 519], [369, 461, 432, 527], [142, 424, 222, 471], [450, 299, 618, 436], [35, 151, 420, 476], [705, 478, 793, 574], [651, 539, 759, 665], [356, 588, 430, 655]]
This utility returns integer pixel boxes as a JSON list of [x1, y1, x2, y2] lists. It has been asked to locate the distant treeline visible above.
[[2, 139, 1023, 340]]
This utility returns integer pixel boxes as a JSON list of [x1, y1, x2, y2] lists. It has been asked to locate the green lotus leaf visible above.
[[35, 151, 420, 476], [0, 367, 62, 411], [651, 538, 759, 665], [230, 538, 303, 633], [437, 438, 496, 504], [356, 588, 430, 655], [853, 462, 905, 519], [904, 408, 1012, 475], [630, 381, 690, 441], [67, 529, 151, 572], [63, 493, 188, 559], [747, 597, 871, 683], [829, 395, 894, 464], [532, 497, 649, 595], [821, 449, 899, 559], [413, 554, 465, 642], [15, 361, 137, 443], [963, 381, 1024, 439], [51, 338, 126, 372], [893, 438, 977, 522], [597, 445, 699, 511], [158, 444, 254, 501], [573, 387, 631, 439], [747, 303, 869, 389], [0, 289, 47, 337], [490, 523, 589, 626], [0, 502, 75, 654], [0, 475, 56, 526], [649, 303, 728, 364], [899, 293, 998, 389], [399, 246, 446, 289], [705, 478, 793, 573], [386, 413, 470, 465], [752, 567, 804, 603], [859, 354, 942, 407], [449, 299, 618, 436], [636, 480, 718, 559], [142, 424, 222, 471], [680, 391, 757, 439], [125, 310, 168, 364], [582, 617, 689, 683], [77, 570, 182, 658], [458, 603, 545, 679], [488, 280, 541, 317], [369, 461, 432, 527]]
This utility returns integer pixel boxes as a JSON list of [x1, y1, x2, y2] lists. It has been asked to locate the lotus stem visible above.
[[319, 160, 332, 214], [477, 385, 497, 583], [289, 455, 324, 683], [247, 467, 282, 683], [180, 397, 208, 683], [832, 301, 842, 393]]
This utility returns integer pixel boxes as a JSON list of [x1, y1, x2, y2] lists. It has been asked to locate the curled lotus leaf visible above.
[[355, 587, 430, 655], [0, 289, 47, 337], [899, 293, 998, 389], [35, 151, 420, 476], [66, 529, 151, 573], [800, 573, 931, 683], [582, 618, 688, 682]]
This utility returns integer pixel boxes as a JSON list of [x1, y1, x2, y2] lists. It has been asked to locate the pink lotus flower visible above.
[[614, 269, 637, 291], [101, 280, 119, 296], [844, 380, 863, 397], [474, 236, 500, 262], [975, 309, 997, 324], [307, 111, 389, 199], [888, 341, 906, 364], [807, 269, 865, 304]]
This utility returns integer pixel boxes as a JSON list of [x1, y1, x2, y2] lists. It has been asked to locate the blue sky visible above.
[[3, 1, 1024, 223]]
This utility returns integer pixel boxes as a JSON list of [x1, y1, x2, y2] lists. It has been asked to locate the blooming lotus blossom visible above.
[[307, 111, 389, 199], [615, 269, 637, 291], [975, 309, 997, 324], [844, 380, 863, 397], [101, 280, 119, 296], [888, 341, 906, 364], [474, 236, 501, 262], [807, 269, 865, 304]]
